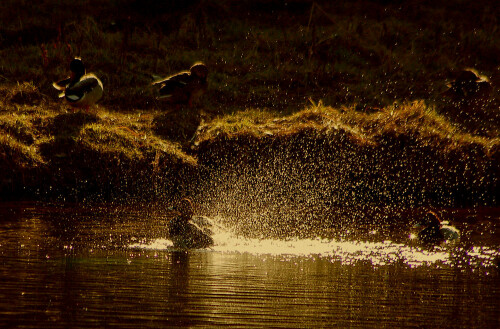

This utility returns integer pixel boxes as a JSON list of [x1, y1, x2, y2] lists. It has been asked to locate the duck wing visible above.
[[192, 215, 214, 227], [153, 72, 193, 99], [52, 77, 72, 91], [440, 225, 460, 240], [152, 71, 190, 85], [188, 222, 214, 248], [191, 215, 215, 235], [65, 76, 100, 102]]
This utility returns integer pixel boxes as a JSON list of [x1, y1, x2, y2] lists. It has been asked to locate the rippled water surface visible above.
[[1, 202, 499, 328]]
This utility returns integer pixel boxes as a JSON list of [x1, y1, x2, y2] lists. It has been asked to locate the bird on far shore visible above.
[[152, 62, 208, 108], [53, 57, 103, 111], [414, 211, 460, 244], [442, 69, 491, 103]]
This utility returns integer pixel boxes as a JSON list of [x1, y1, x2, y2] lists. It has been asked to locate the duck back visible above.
[[65, 74, 103, 107], [440, 225, 460, 241]]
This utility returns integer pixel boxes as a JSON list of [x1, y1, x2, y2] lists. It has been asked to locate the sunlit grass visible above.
[[0, 132, 45, 167], [196, 100, 498, 153]]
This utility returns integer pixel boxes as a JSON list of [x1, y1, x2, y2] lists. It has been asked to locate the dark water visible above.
[[1, 202, 499, 328]]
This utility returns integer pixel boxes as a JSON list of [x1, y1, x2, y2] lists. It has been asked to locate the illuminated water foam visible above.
[[128, 218, 499, 269]]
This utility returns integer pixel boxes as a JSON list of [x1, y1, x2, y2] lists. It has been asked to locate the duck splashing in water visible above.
[[414, 210, 460, 245], [167, 198, 214, 249]]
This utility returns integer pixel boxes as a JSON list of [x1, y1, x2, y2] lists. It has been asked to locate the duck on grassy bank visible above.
[[440, 69, 497, 135], [167, 198, 214, 249], [152, 62, 208, 108], [443, 69, 491, 102], [414, 211, 460, 244], [53, 58, 103, 111]]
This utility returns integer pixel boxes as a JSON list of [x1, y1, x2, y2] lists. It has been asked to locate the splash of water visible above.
[[128, 217, 499, 270]]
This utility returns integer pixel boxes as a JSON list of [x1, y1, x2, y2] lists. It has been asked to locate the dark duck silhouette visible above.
[[414, 211, 460, 244], [440, 69, 494, 134], [442, 69, 492, 105], [152, 62, 208, 108], [168, 198, 214, 249], [53, 58, 103, 110]]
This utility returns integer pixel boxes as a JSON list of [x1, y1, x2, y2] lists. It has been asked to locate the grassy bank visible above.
[[2, 82, 497, 207], [0, 0, 499, 207], [0, 82, 197, 201]]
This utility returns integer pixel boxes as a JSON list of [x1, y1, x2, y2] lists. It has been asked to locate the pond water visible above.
[[1, 202, 499, 328]]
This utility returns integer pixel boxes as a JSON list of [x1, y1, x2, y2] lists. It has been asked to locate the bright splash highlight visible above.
[[126, 221, 489, 268]]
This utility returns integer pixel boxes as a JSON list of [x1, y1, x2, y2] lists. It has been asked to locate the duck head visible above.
[[69, 58, 86, 81], [415, 211, 445, 244], [176, 198, 194, 221], [190, 62, 208, 80], [417, 211, 441, 229]]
